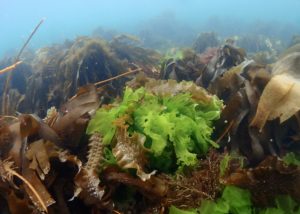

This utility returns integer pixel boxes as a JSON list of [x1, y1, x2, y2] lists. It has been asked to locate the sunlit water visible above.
[[1, 0, 300, 57]]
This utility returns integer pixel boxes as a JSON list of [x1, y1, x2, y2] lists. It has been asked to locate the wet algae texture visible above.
[[0, 32, 300, 214]]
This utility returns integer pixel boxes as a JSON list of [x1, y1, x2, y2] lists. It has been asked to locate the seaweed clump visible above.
[[160, 44, 245, 89], [0, 35, 162, 117], [1, 28, 300, 214], [0, 84, 100, 213], [110, 34, 161, 78], [160, 48, 209, 82], [23, 37, 124, 116], [81, 77, 223, 211]]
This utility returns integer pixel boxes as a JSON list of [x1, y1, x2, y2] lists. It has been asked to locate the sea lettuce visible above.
[[170, 186, 300, 214], [169, 206, 196, 214], [86, 87, 145, 144], [220, 154, 231, 176], [169, 186, 252, 214], [259, 195, 300, 214], [169, 186, 251, 214], [86, 82, 222, 172], [283, 152, 300, 166]]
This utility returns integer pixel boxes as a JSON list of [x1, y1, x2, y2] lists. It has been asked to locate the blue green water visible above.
[[1, 0, 300, 57]]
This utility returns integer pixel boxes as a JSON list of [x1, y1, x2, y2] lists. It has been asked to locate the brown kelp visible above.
[[160, 48, 209, 82], [209, 59, 298, 163], [0, 84, 101, 213], [0, 28, 300, 214], [0, 35, 160, 117]]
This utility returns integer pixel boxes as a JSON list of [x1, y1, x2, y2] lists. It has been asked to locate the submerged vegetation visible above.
[[0, 18, 300, 214], [87, 79, 222, 173]]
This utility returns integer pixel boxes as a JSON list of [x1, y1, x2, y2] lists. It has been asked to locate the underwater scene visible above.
[[1, 0, 300, 213]]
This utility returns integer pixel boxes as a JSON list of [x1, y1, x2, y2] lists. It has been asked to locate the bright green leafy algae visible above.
[[86, 87, 146, 145], [219, 153, 231, 177], [86, 84, 222, 172], [99, 147, 118, 170], [169, 206, 196, 214], [219, 153, 245, 176], [169, 186, 251, 214], [258, 195, 300, 214], [283, 152, 300, 166], [169, 186, 300, 214], [196, 186, 252, 214]]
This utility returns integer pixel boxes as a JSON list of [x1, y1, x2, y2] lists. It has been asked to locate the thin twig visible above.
[[0, 61, 23, 74], [215, 120, 234, 144], [15, 19, 45, 62], [94, 68, 142, 86], [2, 19, 44, 115], [176, 183, 213, 200], [5, 166, 48, 213]]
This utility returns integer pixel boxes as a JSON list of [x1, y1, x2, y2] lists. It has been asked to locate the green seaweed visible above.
[[86, 83, 222, 172], [169, 206, 197, 214], [169, 186, 300, 214], [220, 154, 231, 177], [283, 152, 300, 166]]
